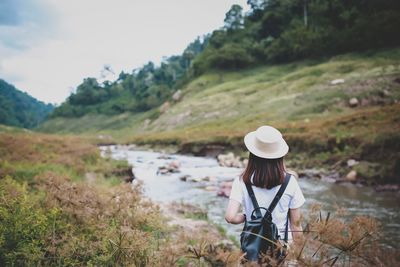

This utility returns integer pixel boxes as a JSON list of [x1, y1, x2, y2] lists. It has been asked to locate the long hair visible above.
[[241, 152, 285, 189]]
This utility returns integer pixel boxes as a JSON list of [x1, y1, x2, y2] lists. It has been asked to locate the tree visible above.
[[247, 0, 266, 12], [224, 4, 244, 30]]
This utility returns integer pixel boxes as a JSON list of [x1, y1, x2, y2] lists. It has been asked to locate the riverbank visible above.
[[104, 145, 400, 249], [112, 125, 400, 192], [1, 130, 398, 266], [103, 145, 400, 265], [39, 48, 400, 188]]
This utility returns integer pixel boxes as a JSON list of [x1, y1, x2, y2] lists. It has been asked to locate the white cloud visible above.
[[0, 0, 248, 104]]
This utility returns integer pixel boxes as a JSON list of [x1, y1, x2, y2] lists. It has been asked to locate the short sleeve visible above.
[[229, 177, 243, 204], [289, 177, 305, 209]]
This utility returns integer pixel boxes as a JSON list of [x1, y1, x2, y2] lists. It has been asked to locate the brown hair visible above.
[[241, 152, 285, 189]]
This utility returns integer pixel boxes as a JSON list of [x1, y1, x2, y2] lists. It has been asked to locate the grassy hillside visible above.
[[0, 79, 54, 128], [39, 48, 400, 184]]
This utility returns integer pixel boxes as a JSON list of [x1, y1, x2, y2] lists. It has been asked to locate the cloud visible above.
[[0, 0, 21, 26], [0, 0, 248, 104], [0, 0, 57, 50]]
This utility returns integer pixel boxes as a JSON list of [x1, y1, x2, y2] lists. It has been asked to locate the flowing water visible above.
[[101, 145, 399, 249]]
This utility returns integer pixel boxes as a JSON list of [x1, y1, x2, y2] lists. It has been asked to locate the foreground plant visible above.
[[179, 203, 399, 267]]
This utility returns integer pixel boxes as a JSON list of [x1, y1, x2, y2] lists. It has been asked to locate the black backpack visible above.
[[240, 173, 291, 262]]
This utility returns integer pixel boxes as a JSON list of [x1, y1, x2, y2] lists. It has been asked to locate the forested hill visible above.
[[49, 0, 400, 119], [0, 79, 54, 128], [50, 38, 207, 117]]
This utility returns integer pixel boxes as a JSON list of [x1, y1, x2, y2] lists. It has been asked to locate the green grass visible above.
[[0, 124, 28, 133], [36, 48, 400, 184], [38, 48, 400, 145]]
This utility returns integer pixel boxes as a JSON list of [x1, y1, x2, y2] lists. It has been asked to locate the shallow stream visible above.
[[101, 145, 399, 249]]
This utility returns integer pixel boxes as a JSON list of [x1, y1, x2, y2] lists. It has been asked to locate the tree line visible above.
[[52, 0, 400, 118], [0, 79, 54, 128], [51, 37, 207, 117], [193, 0, 400, 73]]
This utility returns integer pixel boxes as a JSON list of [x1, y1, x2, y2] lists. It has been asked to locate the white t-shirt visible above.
[[229, 174, 305, 240]]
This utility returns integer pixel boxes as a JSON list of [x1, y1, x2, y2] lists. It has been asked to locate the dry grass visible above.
[[161, 204, 400, 267], [1, 131, 399, 266]]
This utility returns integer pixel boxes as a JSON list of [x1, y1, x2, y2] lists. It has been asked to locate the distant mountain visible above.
[[0, 79, 54, 128]]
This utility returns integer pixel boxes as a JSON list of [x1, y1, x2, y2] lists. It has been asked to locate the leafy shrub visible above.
[[0, 173, 164, 266], [0, 176, 58, 266]]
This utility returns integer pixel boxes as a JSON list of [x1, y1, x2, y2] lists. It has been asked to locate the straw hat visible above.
[[244, 125, 289, 159]]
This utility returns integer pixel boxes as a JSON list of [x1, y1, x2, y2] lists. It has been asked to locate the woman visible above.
[[225, 125, 305, 243]]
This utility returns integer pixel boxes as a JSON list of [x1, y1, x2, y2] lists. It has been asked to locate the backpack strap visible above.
[[268, 173, 291, 242], [245, 183, 262, 218], [284, 212, 289, 242], [245, 173, 291, 219], [267, 173, 291, 214]]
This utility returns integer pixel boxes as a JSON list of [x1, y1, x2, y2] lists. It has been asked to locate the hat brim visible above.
[[244, 131, 289, 159]]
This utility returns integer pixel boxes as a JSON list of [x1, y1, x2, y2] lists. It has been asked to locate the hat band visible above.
[[254, 138, 280, 154]]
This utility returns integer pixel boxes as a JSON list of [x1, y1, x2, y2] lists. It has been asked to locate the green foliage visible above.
[[0, 132, 165, 266], [0, 177, 56, 266], [49, 1, 400, 120], [224, 4, 244, 30], [0, 79, 54, 128], [51, 37, 209, 118], [193, 0, 400, 72]]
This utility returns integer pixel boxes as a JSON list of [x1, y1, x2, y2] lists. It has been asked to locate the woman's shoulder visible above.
[[286, 169, 299, 179], [285, 170, 302, 193]]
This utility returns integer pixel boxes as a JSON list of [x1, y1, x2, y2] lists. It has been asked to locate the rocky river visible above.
[[101, 145, 399, 249]]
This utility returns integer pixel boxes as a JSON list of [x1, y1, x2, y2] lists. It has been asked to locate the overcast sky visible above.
[[0, 0, 249, 104]]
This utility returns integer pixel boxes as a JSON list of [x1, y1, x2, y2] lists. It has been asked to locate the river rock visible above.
[[172, 89, 182, 101], [127, 144, 137, 151], [321, 172, 339, 183], [202, 176, 217, 182], [188, 177, 203, 183], [157, 161, 181, 175], [180, 175, 191, 181], [217, 180, 233, 198], [330, 79, 345, 85], [345, 170, 357, 181], [170, 160, 180, 169], [375, 184, 400, 192], [217, 152, 243, 168], [298, 168, 325, 179], [157, 154, 174, 160], [204, 186, 218, 191], [347, 159, 359, 167], [349, 97, 359, 107]]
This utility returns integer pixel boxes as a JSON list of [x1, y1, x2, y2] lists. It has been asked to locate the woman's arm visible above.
[[225, 199, 245, 224], [289, 208, 303, 241]]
